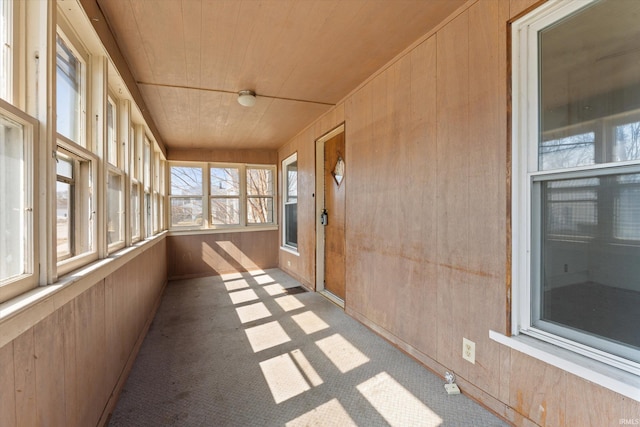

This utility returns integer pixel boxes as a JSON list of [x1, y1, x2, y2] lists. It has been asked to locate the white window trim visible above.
[[502, 0, 640, 399], [55, 22, 89, 150], [0, 98, 39, 303], [281, 152, 298, 252], [245, 163, 277, 226], [169, 162, 206, 230], [55, 138, 98, 277]]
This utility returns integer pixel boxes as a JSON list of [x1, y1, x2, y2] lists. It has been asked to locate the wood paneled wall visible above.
[[277, 0, 640, 424], [277, 106, 345, 288], [167, 231, 279, 279], [0, 239, 167, 427]]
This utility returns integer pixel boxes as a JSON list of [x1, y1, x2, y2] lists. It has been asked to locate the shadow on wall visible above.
[[167, 231, 279, 279]]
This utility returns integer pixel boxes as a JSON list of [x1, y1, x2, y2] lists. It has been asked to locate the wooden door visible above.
[[323, 132, 346, 301]]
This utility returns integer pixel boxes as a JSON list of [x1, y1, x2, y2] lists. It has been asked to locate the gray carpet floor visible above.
[[108, 268, 509, 427]]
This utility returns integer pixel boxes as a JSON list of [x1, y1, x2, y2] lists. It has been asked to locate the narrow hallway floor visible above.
[[108, 268, 509, 427]]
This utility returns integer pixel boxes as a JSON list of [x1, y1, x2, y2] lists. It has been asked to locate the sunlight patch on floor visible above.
[[229, 288, 259, 305], [245, 321, 291, 352], [224, 278, 250, 291], [260, 353, 310, 403], [254, 274, 275, 285], [356, 371, 442, 427], [275, 295, 305, 312], [285, 398, 357, 427], [291, 311, 330, 335], [220, 271, 244, 281], [263, 283, 286, 296], [235, 302, 272, 324], [315, 333, 370, 373]]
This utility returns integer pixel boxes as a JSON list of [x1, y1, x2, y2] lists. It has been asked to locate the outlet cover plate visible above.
[[463, 338, 475, 364]]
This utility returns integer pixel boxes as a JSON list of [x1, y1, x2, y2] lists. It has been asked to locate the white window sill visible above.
[[490, 330, 640, 401], [168, 225, 278, 236], [280, 246, 299, 256], [0, 234, 166, 348]]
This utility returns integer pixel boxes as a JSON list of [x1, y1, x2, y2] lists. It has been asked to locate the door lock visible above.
[[320, 209, 328, 226]]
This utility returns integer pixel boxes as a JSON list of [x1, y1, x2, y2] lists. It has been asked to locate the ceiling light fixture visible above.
[[237, 90, 257, 107]]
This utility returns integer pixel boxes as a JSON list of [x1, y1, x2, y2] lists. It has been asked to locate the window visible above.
[[0, 101, 37, 303], [169, 162, 276, 230], [513, 0, 640, 374], [130, 125, 141, 242], [55, 145, 95, 272], [170, 165, 203, 228], [56, 32, 85, 146], [282, 153, 298, 249], [246, 166, 274, 224], [210, 166, 240, 225]]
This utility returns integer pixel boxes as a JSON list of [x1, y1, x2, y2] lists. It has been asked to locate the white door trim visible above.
[[315, 123, 345, 306]]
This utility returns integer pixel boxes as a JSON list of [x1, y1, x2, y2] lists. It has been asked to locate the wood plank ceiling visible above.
[[96, 0, 466, 151]]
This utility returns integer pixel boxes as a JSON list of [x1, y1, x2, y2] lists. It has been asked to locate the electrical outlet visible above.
[[462, 338, 475, 364], [287, 260, 291, 267]]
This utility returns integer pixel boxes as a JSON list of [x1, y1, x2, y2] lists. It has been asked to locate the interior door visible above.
[[323, 131, 346, 301]]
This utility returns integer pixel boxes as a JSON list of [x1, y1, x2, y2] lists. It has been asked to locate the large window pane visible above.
[[247, 197, 273, 224], [56, 35, 81, 143], [247, 167, 274, 196], [210, 198, 239, 225], [539, 0, 640, 171], [0, 115, 26, 282], [211, 167, 239, 195], [170, 166, 202, 196], [247, 167, 274, 224], [537, 173, 640, 355], [170, 197, 202, 227]]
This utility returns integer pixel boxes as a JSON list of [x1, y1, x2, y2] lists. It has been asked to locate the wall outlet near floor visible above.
[[463, 338, 475, 364]]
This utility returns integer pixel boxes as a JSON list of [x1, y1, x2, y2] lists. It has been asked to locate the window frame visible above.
[[106, 166, 125, 252], [55, 26, 88, 149], [0, 98, 38, 304], [246, 164, 276, 226], [512, 0, 640, 376], [281, 153, 298, 251], [209, 163, 241, 228], [55, 140, 98, 276], [168, 161, 277, 231], [169, 163, 205, 229]]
